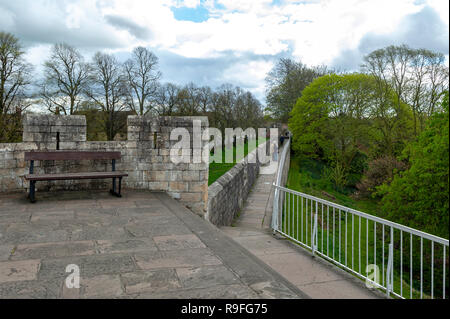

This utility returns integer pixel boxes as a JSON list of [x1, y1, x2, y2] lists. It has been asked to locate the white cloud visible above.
[[222, 59, 274, 99], [0, 0, 448, 104], [427, 0, 449, 25], [66, 3, 83, 29], [179, 0, 201, 8]]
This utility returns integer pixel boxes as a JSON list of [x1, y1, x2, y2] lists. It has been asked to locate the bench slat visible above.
[[24, 171, 128, 181], [24, 151, 122, 161]]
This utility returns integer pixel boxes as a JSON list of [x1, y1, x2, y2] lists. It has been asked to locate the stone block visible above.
[[182, 171, 200, 182], [148, 182, 169, 191], [169, 182, 188, 192], [189, 182, 207, 193], [180, 192, 201, 203]]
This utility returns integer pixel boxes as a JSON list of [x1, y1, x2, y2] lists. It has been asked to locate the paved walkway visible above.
[[0, 190, 308, 299], [220, 162, 382, 299]]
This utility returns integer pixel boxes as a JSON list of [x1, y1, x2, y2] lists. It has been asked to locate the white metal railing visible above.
[[271, 137, 290, 231], [272, 184, 449, 299]]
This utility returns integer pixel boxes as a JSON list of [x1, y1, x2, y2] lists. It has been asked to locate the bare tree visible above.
[[414, 51, 448, 129], [177, 82, 202, 116], [86, 52, 127, 140], [363, 45, 449, 136], [154, 82, 180, 115], [40, 43, 92, 115], [124, 47, 161, 115], [212, 84, 237, 132], [197, 86, 213, 114], [0, 32, 33, 142]]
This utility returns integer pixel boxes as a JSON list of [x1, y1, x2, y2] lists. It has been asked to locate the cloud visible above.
[[147, 49, 275, 101], [0, 0, 129, 50], [105, 14, 153, 40], [0, 0, 448, 105], [332, 5, 449, 71]]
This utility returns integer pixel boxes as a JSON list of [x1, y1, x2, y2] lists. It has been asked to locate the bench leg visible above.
[[109, 177, 122, 197], [29, 181, 36, 203]]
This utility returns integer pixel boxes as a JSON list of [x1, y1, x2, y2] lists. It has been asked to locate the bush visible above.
[[347, 151, 368, 187], [323, 162, 347, 192], [356, 156, 407, 197]]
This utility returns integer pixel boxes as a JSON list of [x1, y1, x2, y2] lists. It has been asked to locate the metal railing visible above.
[[271, 137, 290, 231], [272, 184, 449, 299]]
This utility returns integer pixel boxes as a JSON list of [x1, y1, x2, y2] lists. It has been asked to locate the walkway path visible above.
[[220, 156, 382, 299], [0, 190, 306, 299]]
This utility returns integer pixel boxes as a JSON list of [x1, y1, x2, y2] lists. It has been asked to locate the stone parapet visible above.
[[0, 114, 209, 217]]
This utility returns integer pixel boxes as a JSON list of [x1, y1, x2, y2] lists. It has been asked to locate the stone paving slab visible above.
[[96, 238, 158, 254], [0, 245, 13, 261], [121, 269, 181, 294], [153, 234, 206, 251], [0, 259, 40, 283], [0, 190, 305, 299], [135, 284, 261, 299], [11, 241, 95, 260], [176, 265, 240, 289], [134, 248, 223, 270], [231, 235, 295, 256]]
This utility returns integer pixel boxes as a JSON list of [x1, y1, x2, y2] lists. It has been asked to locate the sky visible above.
[[0, 0, 448, 105]]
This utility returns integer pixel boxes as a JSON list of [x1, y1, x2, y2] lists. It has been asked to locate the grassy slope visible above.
[[208, 137, 266, 186], [284, 154, 446, 299], [286, 155, 380, 215]]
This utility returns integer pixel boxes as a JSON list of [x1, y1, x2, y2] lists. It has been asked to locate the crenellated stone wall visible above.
[[0, 113, 209, 216], [127, 115, 209, 214], [206, 142, 266, 226]]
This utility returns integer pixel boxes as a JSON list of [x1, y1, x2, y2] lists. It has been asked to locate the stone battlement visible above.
[[0, 113, 209, 216]]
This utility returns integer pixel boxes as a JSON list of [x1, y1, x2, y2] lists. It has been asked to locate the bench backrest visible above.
[[24, 151, 121, 161]]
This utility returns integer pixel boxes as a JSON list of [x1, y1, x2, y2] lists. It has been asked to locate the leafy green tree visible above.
[[289, 73, 379, 169], [376, 92, 449, 238], [265, 58, 328, 122]]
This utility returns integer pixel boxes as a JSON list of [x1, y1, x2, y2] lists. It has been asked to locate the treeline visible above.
[[0, 31, 265, 142], [268, 45, 449, 237]]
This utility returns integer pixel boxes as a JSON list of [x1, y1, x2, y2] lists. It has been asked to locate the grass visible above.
[[208, 137, 266, 185], [283, 153, 448, 299]]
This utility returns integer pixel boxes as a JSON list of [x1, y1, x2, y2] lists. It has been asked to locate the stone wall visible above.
[[206, 142, 266, 226], [0, 113, 209, 216], [127, 115, 209, 214]]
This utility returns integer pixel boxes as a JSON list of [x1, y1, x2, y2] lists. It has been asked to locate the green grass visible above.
[[208, 137, 266, 186], [283, 154, 448, 299]]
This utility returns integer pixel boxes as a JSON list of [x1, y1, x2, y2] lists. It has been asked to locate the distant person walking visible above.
[[271, 142, 278, 161]]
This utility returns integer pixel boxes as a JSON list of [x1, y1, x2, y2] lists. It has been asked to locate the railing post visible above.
[[312, 201, 318, 256], [271, 137, 290, 235], [272, 184, 279, 234], [386, 227, 394, 297]]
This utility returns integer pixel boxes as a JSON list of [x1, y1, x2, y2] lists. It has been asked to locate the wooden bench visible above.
[[24, 151, 128, 203]]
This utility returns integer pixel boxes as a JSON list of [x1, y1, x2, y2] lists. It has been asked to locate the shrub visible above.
[[323, 162, 347, 191], [356, 155, 407, 197]]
